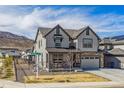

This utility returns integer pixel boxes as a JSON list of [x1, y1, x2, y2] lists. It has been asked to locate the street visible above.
[[1, 79, 124, 88]]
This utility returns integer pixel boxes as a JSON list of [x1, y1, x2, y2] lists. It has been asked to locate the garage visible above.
[[104, 48, 124, 69], [81, 56, 100, 70]]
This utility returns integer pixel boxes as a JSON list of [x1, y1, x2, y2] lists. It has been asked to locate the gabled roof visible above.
[[34, 27, 52, 43], [35, 25, 101, 41], [44, 25, 72, 39], [75, 26, 101, 40]]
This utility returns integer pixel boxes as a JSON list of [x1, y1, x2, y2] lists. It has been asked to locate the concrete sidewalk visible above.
[[25, 82, 120, 88], [87, 69, 124, 82], [0, 79, 25, 88], [1, 79, 124, 88]]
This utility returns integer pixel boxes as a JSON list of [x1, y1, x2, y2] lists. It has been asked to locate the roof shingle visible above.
[[106, 48, 124, 55], [38, 26, 88, 39]]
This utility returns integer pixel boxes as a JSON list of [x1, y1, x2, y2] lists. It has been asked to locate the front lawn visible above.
[[24, 72, 110, 83]]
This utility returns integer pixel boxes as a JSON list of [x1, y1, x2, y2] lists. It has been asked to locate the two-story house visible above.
[[34, 25, 102, 71]]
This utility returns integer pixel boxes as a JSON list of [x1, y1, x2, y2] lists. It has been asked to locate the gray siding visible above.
[[34, 31, 48, 70], [76, 29, 99, 52], [45, 29, 70, 48]]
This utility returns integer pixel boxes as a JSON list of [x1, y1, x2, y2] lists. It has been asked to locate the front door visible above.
[[52, 53, 63, 69]]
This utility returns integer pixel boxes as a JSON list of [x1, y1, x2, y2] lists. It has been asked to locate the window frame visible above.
[[86, 30, 89, 35], [83, 38, 93, 48], [85, 57, 89, 59], [39, 40, 40, 49], [54, 35, 63, 48], [41, 39, 42, 47]]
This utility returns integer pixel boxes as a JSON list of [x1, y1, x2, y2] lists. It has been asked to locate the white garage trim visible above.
[[81, 56, 100, 70]]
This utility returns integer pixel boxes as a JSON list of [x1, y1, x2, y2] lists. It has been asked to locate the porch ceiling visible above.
[[46, 48, 99, 54], [46, 48, 81, 53]]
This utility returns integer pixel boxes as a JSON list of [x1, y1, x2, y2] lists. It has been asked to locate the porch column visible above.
[[47, 53, 50, 72]]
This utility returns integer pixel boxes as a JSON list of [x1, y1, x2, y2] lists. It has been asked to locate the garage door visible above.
[[81, 56, 99, 70]]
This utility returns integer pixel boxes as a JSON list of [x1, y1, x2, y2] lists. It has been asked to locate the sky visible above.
[[0, 5, 124, 39]]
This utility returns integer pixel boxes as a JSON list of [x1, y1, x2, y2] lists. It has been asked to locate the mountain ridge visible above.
[[0, 31, 34, 51], [111, 35, 124, 41]]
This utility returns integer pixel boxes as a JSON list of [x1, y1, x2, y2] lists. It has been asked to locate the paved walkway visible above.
[[0, 79, 25, 88], [1, 79, 124, 88], [25, 82, 124, 88]]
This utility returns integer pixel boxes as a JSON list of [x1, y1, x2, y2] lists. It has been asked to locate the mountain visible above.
[[111, 35, 124, 41], [0, 31, 34, 51]]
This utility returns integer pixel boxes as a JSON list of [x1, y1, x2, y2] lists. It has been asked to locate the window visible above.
[[39, 40, 40, 49], [53, 53, 63, 61], [85, 57, 89, 59], [95, 57, 99, 59], [41, 39, 42, 47], [81, 57, 84, 59], [86, 30, 89, 35], [90, 57, 94, 59], [83, 38, 93, 48], [55, 43, 61, 47], [53, 53, 63, 68], [55, 38, 61, 47], [54, 35, 63, 48]]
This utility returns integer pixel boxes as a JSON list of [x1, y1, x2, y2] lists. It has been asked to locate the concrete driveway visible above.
[[87, 68, 124, 82]]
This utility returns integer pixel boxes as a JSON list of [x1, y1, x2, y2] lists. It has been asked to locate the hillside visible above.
[[0, 31, 34, 51], [111, 35, 124, 41]]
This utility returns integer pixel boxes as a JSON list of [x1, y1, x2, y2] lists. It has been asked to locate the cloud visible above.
[[0, 6, 123, 39]]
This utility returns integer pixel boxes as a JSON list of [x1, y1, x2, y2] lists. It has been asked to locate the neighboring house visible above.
[[99, 38, 114, 51], [34, 24, 102, 71], [112, 40, 124, 50], [21, 48, 35, 64], [0, 48, 20, 58], [104, 48, 124, 69], [21, 49, 32, 59], [100, 39, 124, 69], [100, 39, 124, 50]]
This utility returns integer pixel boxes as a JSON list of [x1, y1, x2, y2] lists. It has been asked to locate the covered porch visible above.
[[47, 48, 101, 71]]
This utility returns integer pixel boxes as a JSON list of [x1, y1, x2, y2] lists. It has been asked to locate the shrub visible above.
[[1, 56, 14, 79]]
